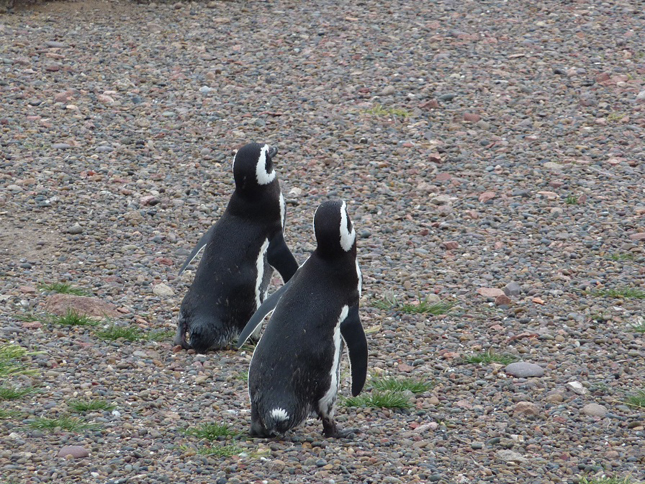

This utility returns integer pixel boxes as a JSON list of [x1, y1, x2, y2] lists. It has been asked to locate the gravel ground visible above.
[[1, 0, 645, 483]]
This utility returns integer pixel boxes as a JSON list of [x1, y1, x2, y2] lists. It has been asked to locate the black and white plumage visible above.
[[174, 142, 298, 353], [238, 199, 367, 438]]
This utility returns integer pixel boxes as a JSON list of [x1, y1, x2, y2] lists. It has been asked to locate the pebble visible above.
[[581, 403, 607, 418], [505, 362, 545, 378], [152, 283, 175, 297], [57, 446, 89, 459], [66, 223, 83, 234], [566, 381, 587, 395]]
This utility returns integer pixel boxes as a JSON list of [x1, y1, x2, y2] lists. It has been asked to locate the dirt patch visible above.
[[0, 215, 61, 265]]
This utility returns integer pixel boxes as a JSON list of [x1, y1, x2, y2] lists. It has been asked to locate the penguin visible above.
[[174, 142, 299, 353], [237, 199, 368, 438]]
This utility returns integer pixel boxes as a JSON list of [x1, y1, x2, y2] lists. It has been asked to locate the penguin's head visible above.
[[232, 142, 278, 193], [314, 199, 356, 257]]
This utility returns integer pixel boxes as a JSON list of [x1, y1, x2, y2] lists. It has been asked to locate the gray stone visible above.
[[505, 362, 545, 378], [504, 281, 522, 297], [58, 446, 89, 459], [581, 403, 607, 417], [67, 223, 83, 234], [152, 283, 174, 297]]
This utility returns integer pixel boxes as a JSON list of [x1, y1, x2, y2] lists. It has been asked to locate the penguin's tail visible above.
[[261, 406, 303, 436]]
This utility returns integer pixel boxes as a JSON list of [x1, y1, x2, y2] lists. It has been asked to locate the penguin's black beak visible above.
[[268, 146, 278, 159]]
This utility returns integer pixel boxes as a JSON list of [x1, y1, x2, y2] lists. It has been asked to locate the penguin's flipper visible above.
[[236, 280, 292, 348], [340, 304, 368, 397], [267, 232, 299, 282], [178, 225, 215, 276]]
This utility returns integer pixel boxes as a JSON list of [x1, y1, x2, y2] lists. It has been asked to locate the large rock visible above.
[[505, 362, 545, 378], [43, 294, 119, 320]]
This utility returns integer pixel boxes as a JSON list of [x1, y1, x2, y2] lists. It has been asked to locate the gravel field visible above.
[[1, 0, 644, 483]]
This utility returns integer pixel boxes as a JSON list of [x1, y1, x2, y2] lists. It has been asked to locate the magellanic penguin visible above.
[[174, 142, 299, 353], [237, 199, 367, 438]]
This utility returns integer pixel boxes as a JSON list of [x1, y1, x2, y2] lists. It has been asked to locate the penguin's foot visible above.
[[322, 417, 358, 439], [173, 325, 190, 349]]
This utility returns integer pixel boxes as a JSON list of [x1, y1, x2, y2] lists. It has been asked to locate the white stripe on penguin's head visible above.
[[255, 144, 276, 185], [339, 201, 355, 252]]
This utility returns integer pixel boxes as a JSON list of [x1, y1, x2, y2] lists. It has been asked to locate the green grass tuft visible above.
[[196, 445, 241, 457], [625, 389, 645, 408], [15, 312, 41, 322], [590, 287, 645, 299], [579, 477, 640, 484], [371, 377, 432, 394], [343, 390, 412, 409], [373, 295, 453, 315], [608, 253, 636, 261], [235, 371, 249, 382], [463, 349, 518, 365], [366, 103, 411, 118], [0, 344, 40, 378], [67, 399, 115, 413], [29, 416, 100, 432], [39, 282, 90, 296], [0, 386, 34, 400], [50, 310, 100, 327], [185, 423, 238, 441], [565, 194, 578, 205], [0, 409, 21, 419], [145, 329, 175, 342], [95, 325, 142, 342]]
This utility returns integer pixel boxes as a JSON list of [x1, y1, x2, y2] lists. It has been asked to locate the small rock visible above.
[[58, 446, 89, 459], [43, 294, 120, 320], [478, 191, 496, 203], [545, 391, 565, 403], [153, 283, 174, 297], [566, 381, 587, 395], [581, 403, 607, 417], [66, 223, 83, 234], [629, 233, 645, 241], [543, 162, 563, 171], [199, 86, 214, 94], [380, 85, 396, 96], [6, 185, 23, 192], [505, 362, 545, 378], [52, 143, 71, 150], [140, 195, 159, 206], [495, 294, 512, 306], [503, 282, 522, 297], [497, 450, 527, 463], [98, 94, 115, 103], [513, 401, 540, 417], [636, 90, 645, 103], [463, 112, 481, 122], [477, 287, 505, 298], [443, 241, 459, 250]]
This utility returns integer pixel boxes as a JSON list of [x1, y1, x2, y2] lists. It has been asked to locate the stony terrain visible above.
[[1, 0, 644, 483]]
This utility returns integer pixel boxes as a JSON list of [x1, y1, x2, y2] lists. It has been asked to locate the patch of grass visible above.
[[343, 390, 412, 409], [50, 310, 99, 327], [590, 287, 645, 299], [579, 477, 639, 484], [373, 295, 453, 315], [29, 416, 100, 432], [39, 282, 90, 296], [235, 371, 249, 382], [463, 349, 518, 365], [630, 317, 645, 333], [95, 325, 142, 342], [14, 312, 41, 322], [0, 386, 34, 400], [565, 194, 578, 205], [0, 344, 40, 378], [196, 445, 242, 457], [145, 329, 175, 342], [0, 409, 21, 419], [371, 377, 432, 394], [608, 253, 636, 261], [67, 399, 115, 413], [366, 103, 411, 118], [185, 423, 238, 441], [606, 112, 626, 123], [625, 389, 645, 409]]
